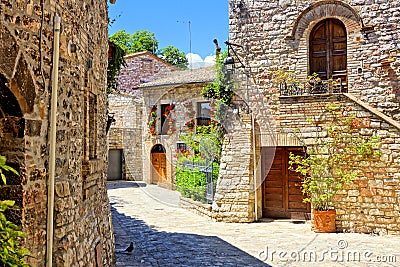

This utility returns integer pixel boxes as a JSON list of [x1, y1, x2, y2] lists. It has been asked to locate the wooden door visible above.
[[261, 147, 310, 219], [151, 152, 166, 184], [310, 18, 347, 92]]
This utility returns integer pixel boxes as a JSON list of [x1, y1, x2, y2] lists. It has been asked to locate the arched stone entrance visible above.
[[0, 72, 25, 224], [150, 144, 167, 184]]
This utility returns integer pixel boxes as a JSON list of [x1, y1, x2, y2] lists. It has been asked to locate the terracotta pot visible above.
[[312, 209, 336, 233]]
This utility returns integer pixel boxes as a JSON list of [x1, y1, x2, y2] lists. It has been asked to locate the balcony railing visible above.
[[279, 78, 343, 96]]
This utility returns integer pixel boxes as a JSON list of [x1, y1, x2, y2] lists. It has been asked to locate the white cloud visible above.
[[186, 53, 216, 69]]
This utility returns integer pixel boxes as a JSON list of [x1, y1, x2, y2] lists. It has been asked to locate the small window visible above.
[[176, 142, 187, 151], [88, 93, 97, 159], [196, 102, 211, 126]]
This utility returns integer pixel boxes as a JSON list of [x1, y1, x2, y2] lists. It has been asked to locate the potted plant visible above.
[[289, 104, 381, 233], [185, 119, 195, 130]]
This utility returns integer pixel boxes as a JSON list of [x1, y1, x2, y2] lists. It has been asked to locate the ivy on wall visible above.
[[201, 52, 233, 106], [107, 40, 126, 94]]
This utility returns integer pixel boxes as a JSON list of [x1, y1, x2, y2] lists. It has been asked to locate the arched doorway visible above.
[[310, 18, 347, 92], [0, 73, 24, 224], [150, 144, 167, 184]]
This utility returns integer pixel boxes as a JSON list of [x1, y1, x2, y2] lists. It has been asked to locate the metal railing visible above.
[[279, 78, 343, 96], [179, 160, 215, 204]]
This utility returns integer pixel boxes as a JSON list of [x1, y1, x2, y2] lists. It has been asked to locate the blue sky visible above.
[[108, 0, 229, 61]]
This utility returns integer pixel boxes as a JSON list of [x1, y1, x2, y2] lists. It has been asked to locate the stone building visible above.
[[108, 52, 178, 181], [140, 67, 216, 188], [210, 0, 400, 234], [0, 0, 114, 265]]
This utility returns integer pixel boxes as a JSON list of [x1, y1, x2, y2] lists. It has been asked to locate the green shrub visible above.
[[0, 200, 30, 267], [176, 166, 206, 202], [0, 155, 30, 266]]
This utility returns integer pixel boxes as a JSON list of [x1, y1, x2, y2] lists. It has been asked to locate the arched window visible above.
[[310, 18, 347, 92]]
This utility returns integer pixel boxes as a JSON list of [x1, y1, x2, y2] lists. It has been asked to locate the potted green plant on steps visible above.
[[289, 104, 381, 233]]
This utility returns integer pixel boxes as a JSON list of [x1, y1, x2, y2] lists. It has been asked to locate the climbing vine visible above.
[[201, 51, 233, 106], [107, 40, 126, 94]]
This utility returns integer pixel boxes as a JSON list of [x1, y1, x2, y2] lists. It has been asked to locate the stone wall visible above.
[[108, 52, 179, 181], [279, 94, 400, 235], [108, 94, 144, 181], [212, 114, 255, 222], [142, 83, 211, 186], [0, 0, 114, 265], [179, 196, 213, 218], [226, 0, 400, 233], [229, 0, 400, 118], [116, 51, 178, 95]]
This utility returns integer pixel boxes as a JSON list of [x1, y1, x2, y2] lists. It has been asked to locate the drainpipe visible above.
[[251, 112, 259, 221], [46, 13, 61, 267]]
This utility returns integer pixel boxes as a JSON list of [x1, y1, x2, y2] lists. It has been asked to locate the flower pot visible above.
[[312, 209, 336, 233]]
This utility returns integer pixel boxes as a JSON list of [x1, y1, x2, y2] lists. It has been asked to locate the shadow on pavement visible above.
[[111, 205, 271, 267], [107, 181, 147, 190]]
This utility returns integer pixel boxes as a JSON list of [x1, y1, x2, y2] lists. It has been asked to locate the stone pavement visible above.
[[108, 181, 400, 267]]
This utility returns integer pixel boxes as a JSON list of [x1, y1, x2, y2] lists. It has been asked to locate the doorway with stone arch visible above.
[[150, 144, 167, 185], [309, 18, 348, 91]]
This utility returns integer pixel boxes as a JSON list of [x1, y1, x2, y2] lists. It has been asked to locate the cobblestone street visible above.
[[108, 181, 400, 267]]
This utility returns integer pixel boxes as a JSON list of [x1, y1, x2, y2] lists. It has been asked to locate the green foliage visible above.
[[179, 123, 223, 163], [201, 51, 233, 106], [107, 40, 126, 94], [0, 155, 30, 266], [176, 121, 222, 203], [0, 200, 30, 267], [175, 156, 219, 203], [109, 30, 158, 54], [159, 45, 188, 69], [0, 155, 18, 185], [289, 104, 381, 211]]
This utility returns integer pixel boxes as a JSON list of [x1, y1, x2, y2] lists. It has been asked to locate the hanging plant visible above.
[[148, 105, 157, 135], [183, 100, 196, 130], [163, 103, 176, 135], [185, 119, 195, 130]]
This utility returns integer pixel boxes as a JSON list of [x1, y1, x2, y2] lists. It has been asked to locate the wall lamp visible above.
[[106, 113, 116, 135], [223, 41, 247, 77]]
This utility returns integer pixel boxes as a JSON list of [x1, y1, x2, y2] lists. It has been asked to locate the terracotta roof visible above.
[[124, 51, 179, 70], [137, 66, 216, 89]]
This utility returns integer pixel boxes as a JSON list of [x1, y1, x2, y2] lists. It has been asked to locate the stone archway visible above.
[[286, 0, 362, 41], [0, 23, 37, 227]]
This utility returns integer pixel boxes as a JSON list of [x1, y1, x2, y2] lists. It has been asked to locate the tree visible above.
[[109, 30, 158, 54], [159, 45, 188, 69]]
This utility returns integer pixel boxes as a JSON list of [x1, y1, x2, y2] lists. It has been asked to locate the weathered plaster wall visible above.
[[0, 0, 114, 265]]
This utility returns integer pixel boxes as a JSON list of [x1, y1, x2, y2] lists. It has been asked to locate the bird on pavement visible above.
[[125, 242, 134, 253]]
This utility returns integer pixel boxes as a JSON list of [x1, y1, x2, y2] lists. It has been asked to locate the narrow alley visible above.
[[108, 181, 400, 267]]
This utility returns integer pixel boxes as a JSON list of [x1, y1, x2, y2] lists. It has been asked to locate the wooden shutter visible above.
[[310, 18, 347, 92]]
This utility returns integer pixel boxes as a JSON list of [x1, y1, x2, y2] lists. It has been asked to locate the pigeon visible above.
[[125, 242, 134, 253]]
